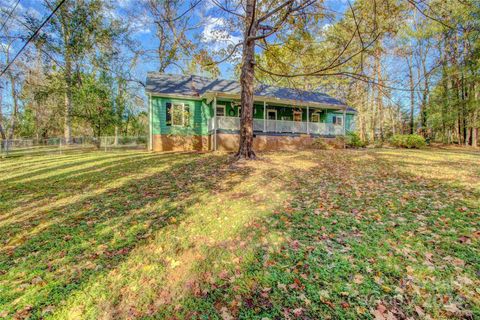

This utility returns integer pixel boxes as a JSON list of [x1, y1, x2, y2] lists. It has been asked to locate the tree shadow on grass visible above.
[[0, 152, 255, 319], [0, 152, 146, 185], [0, 153, 165, 227], [2, 149, 478, 319], [155, 150, 479, 320]]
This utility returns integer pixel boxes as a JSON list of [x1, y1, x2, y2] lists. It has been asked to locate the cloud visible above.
[[322, 23, 332, 31], [201, 16, 242, 51], [131, 20, 151, 35]]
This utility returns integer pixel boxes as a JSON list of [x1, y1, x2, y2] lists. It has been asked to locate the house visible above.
[[145, 73, 356, 152]]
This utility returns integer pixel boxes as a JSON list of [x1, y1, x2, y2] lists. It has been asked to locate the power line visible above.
[[0, 0, 20, 34], [0, 0, 68, 78]]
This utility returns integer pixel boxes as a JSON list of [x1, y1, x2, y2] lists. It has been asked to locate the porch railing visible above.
[[213, 116, 348, 135]]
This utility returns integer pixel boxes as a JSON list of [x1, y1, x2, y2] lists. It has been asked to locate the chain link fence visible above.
[[0, 136, 147, 158]]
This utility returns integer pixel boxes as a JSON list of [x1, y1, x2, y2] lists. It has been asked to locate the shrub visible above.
[[346, 132, 366, 148], [389, 134, 404, 148], [311, 138, 332, 150], [405, 134, 426, 148], [389, 134, 426, 149]]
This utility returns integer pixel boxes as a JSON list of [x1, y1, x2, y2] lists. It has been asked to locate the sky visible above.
[[0, 0, 351, 82], [0, 0, 418, 112]]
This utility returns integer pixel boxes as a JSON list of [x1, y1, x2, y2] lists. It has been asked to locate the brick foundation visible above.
[[152, 134, 211, 152], [152, 133, 341, 152], [216, 133, 341, 151]]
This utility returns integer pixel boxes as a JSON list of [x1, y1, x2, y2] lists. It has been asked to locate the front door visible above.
[[267, 110, 277, 120], [267, 110, 277, 132]]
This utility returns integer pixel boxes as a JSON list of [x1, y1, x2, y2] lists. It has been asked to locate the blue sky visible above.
[[1, 0, 350, 81], [1, 0, 420, 112]]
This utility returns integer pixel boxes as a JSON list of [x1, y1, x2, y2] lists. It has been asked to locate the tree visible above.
[[145, 0, 200, 72], [208, 0, 320, 159], [37, 0, 107, 143]]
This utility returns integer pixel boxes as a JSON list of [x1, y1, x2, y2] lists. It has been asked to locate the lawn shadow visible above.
[[0, 151, 255, 319], [153, 149, 479, 319], [2, 149, 478, 319]]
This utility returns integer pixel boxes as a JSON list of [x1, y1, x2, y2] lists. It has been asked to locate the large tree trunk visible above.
[[236, 0, 257, 159]]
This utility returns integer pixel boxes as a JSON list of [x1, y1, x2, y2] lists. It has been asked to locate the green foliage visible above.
[[389, 134, 426, 149], [345, 132, 366, 148]]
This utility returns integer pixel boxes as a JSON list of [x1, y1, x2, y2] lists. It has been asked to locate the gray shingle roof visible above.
[[146, 73, 355, 112]]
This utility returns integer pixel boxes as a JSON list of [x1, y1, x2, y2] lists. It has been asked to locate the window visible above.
[[216, 105, 226, 117], [166, 102, 190, 127], [333, 115, 343, 126], [311, 113, 320, 122], [293, 111, 302, 122]]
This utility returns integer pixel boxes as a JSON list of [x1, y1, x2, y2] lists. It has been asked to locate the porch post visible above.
[[213, 96, 217, 151], [263, 101, 266, 132], [148, 93, 152, 151], [343, 106, 347, 136], [307, 106, 309, 134]]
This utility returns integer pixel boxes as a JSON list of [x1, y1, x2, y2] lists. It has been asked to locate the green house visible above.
[[145, 73, 356, 152]]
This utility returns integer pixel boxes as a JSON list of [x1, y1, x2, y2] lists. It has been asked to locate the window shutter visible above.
[[332, 116, 336, 124], [184, 105, 190, 127], [166, 102, 172, 126]]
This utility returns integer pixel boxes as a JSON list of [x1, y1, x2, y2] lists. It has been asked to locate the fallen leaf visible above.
[[353, 274, 364, 284], [444, 303, 460, 314]]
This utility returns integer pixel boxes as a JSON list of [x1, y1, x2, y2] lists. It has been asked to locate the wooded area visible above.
[[0, 0, 478, 154]]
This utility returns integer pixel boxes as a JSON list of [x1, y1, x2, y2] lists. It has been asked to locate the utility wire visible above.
[[0, 0, 68, 77], [0, 0, 20, 34]]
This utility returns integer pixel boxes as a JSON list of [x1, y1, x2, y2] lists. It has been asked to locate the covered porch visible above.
[[207, 95, 354, 136]]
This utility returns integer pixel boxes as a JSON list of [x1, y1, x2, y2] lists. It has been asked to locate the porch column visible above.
[[307, 106, 309, 134], [213, 96, 217, 151], [263, 101, 266, 132], [148, 93, 152, 151], [343, 106, 347, 136]]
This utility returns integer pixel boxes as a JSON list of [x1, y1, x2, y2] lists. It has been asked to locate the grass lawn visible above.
[[0, 148, 479, 319]]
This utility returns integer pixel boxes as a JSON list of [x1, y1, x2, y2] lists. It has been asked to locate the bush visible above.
[[346, 132, 366, 148], [389, 134, 426, 149], [311, 138, 332, 150], [389, 134, 404, 148]]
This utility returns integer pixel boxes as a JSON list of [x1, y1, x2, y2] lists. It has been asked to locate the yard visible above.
[[0, 148, 478, 319]]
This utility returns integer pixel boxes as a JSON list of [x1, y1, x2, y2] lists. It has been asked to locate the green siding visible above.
[[325, 110, 355, 131], [150, 95, 356, 136], [152, 96, 211, 136]]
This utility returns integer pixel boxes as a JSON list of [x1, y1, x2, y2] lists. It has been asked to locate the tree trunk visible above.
[[8, 74, 18, 140], [236, 0, 257, 160], [60, 6, 73, 145], [375, 47, 384, 141], [114, 125, 119, 146], [419, 49, 429, 137], [408, 60, 415, 134], [64, 58, 73, 144], [473, 127, 478, 147], [0, 83, 6, 141]]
